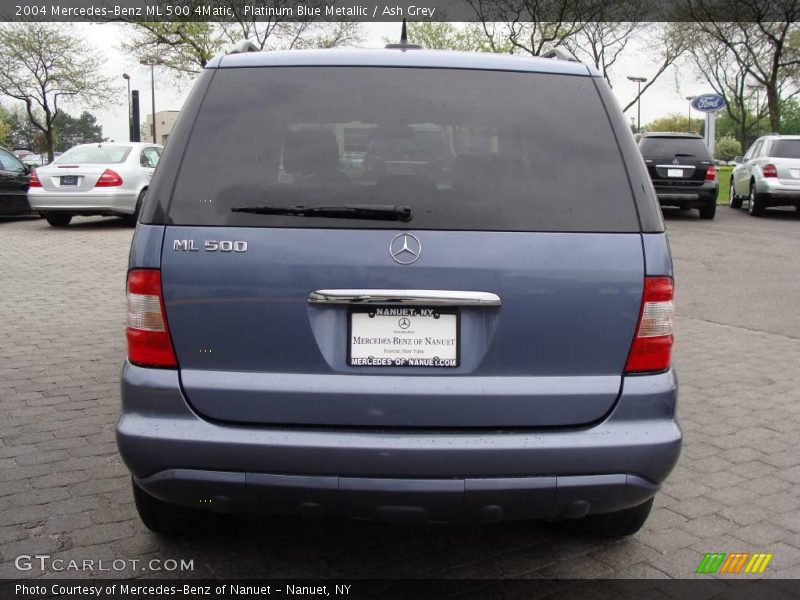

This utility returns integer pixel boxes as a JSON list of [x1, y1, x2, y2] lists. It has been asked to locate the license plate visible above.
[[667, 169, 684, 178], [349, 307, 459, 367], [791, 169, 800, 179], [60, 176, 78, 186]]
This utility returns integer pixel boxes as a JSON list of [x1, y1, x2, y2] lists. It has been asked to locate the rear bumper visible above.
[[654, 181, 717, 205], [28, 190, 137, 215], [758, 181, 800, 205], [117, 363, 681, 522]]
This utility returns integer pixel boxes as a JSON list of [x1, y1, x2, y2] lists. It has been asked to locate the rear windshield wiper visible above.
[[231, 204, 412, 222]]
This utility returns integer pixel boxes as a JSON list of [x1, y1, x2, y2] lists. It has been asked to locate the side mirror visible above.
[[733, 156, 743, 164]]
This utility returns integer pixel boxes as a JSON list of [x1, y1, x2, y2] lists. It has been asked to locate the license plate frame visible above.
[[60, 175, 78, 186], [667, 169, 684, 178], [348, 306, 460, 368]]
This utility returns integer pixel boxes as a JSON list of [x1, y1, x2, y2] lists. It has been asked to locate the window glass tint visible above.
[[640, 137, 710, 158], [770, 140, 800, 158], [0, 149, 25, 172], [140, 147, 160, 168], [167, 67, 639, 232], [55, 145, 131, 164]]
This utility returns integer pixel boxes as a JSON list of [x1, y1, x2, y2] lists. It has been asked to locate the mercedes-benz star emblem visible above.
[[398, 317, 411, 329], [672, 158, 679, 165], [389, 233, 422, 265]]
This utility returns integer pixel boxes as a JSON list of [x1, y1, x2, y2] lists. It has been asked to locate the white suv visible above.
[[730, 134, 800, 215]]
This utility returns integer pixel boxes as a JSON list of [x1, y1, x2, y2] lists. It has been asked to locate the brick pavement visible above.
[[0, 209, 798, 580]]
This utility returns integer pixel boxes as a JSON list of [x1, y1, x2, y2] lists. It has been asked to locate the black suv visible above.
[[637, 132, 718, 219]]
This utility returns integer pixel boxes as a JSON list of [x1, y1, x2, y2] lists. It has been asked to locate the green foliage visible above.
[[396, 22, 513, 53], [715, 136, 741, 161], [643, 113, 703, 135], [0, 23, 118, 160], [53, 111, 106, 152]]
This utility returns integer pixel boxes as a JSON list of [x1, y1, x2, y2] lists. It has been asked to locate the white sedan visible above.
[[28, 142, 162, 227]]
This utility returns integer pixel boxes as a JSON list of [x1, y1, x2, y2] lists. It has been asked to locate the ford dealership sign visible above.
[[692, 94, 727, 112]]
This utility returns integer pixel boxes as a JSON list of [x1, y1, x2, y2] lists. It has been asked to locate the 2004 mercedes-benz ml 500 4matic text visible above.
[[117, 45, 681, 538]]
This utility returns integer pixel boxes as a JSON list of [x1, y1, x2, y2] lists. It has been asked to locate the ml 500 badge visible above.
[[173, 240, 248, 252]]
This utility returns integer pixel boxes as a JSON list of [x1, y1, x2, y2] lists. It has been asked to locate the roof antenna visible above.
[[386, 19, 422, 50]]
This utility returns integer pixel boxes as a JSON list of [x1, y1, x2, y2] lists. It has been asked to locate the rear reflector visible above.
[[95, 169, 123, 187], [29, 170, 41, 187], [705, 165, 717, 181], [624, 277, 674, 374], [126, 270, 177, 368], [762, 164, 778, 178]]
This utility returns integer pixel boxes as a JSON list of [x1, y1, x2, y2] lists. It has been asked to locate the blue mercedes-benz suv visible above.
[[117, 44, 681, 537]]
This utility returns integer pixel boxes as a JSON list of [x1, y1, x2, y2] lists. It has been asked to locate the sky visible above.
[[68, 22, 709, 143]]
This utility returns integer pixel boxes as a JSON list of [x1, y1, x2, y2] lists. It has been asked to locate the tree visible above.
[[715, 136, 741, 161], [385, 22, 512, 53], [53, 111, 106, 152], [683, 0, 800, 131], [0, 23, 118, 161], [122, 1, 364, 78], [644, 113, 704, 134], [466, 0, 602, 57]]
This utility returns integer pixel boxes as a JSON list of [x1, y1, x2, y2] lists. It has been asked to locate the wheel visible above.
[[125, 189, 146, 226], [132, 478, 206, 537], [699, 201, 716, 220], [748, 183, 765, 216], [43, 212, 72, 227], [566, 498, 654, 538], [729, 178, 742, 208]]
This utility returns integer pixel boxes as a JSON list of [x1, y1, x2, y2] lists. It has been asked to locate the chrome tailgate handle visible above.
[[307, 289, 501, 306]]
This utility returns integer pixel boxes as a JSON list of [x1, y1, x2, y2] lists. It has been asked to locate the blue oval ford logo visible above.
[[692, 94, 726, 113]]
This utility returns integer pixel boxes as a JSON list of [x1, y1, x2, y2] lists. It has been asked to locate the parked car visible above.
[[637, 132, 718, 219], [27, 142, 162, 227], [118, 46, 680, 538], [0, 146, 32, 215], [729, 134, 800, 215]]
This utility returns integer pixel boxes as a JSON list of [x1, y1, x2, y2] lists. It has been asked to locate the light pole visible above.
[[747, 83, 763, 139], [139, 59, 162, 143], [627, 75, 648, 132], [122, 74, 132, 142], [686, 96, 696, 133]]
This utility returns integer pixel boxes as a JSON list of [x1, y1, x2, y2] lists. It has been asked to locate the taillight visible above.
[[762, 164, 778, 178], [624, 277, 674, 374], [126, 270, 177, 368], [29, 170, 41, 187], [705, 165, 717, 181], [95, 169, 123, 187]]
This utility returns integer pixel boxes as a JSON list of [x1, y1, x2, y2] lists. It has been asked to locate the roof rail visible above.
[[229, 40, 259, 55], [540, 47, 580, 63]]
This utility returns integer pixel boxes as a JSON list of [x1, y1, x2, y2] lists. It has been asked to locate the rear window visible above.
[[55, 145, 131, 164], [770, 139, 800, 158], [166, 67, 639, 232], [640, 137, 711, 158]]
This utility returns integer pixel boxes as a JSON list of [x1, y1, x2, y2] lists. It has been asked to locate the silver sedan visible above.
[[28, 142, 162, 227]]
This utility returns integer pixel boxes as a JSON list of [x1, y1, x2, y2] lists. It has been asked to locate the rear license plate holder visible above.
[[60, 176, 78, 186], [348, 306, 459, 368], [667, 169, 683, 178]]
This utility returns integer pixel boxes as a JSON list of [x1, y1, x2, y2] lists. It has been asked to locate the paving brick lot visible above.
[[1, 207, 799, 581]]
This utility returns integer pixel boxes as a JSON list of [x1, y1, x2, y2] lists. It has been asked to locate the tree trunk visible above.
[[766, 87, 780, 133]]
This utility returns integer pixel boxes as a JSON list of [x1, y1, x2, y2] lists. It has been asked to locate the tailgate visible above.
[[160, 227, 644, 428]]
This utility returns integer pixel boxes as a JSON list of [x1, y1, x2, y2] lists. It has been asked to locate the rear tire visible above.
[[729, 179, 743, 209], [44, 213, 72, 227], [125, 189, 146, 226], [132, 478, 206, 537], [699, 201, 716, 220], [568, 498, 654, 538], [748, 183, 765, 216]]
